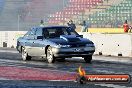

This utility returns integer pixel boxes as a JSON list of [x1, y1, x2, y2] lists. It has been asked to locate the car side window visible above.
[[35, 28, 42, 36], [24, 28, 36, 39], [43, 28, 49, 38], [30, 28, 36, 35]]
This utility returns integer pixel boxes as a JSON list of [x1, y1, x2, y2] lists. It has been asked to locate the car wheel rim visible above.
[[47, 48, 53, 63], [22, 48, 27, 60]]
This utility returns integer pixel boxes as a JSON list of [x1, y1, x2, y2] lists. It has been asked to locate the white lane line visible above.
[[0, 78, 10, 80], [0, 50, 18, 53], [95, 84, 131, 88]]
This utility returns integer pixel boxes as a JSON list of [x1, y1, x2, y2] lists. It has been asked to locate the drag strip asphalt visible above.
[[0, 48, 131, 88]]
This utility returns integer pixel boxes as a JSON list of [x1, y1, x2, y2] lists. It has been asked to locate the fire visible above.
[[78, 66, 86, 76]]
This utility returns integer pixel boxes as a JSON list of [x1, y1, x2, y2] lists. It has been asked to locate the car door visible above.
[[24, 28, 36, 56], [31, 27, 45, 56]]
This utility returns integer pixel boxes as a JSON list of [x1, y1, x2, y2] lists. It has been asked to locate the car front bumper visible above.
[[52, 47, 95, 57]]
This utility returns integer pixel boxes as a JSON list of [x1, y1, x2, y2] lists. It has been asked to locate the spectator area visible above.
[[86, 0, 132, 28], [48, 0, 132, 28], [48, 0, 103, 25]]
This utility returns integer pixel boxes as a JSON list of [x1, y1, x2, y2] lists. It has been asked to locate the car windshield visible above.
[[42, 27, 79, 38]]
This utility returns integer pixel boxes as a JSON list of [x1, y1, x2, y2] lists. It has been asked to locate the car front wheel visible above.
[[46, 46, 55, 63], [84, 55, 92, 63], [21, 47, 31, 61]]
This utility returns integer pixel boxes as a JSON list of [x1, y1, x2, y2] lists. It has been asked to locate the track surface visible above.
[[0, 47, 132, 88]]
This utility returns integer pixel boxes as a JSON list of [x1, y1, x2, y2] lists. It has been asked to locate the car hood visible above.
[[47, 35, 93, 45]]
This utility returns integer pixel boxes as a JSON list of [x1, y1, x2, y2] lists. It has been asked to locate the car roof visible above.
[[32, 25, 70, 29]]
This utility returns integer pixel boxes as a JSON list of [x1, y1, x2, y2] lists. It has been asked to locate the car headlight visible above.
[[86, 43, 94, 47], [57, 44, 71, 48]]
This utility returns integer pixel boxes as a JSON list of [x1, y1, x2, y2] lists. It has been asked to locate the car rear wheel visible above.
[[46, 46, 55, 63], [84, 55, 92, 63], [22, 47, 31, 61]]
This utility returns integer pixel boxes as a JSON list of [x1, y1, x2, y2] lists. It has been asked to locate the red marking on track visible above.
[[0, 66, 76, 80]]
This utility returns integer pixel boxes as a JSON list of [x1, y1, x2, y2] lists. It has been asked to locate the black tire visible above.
[[84, 55, 92, 63], [46, 46, 55, 63], [21, 47, 31, 61]]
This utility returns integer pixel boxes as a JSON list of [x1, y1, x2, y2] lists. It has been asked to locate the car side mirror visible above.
[[37, 36, 43, 39]]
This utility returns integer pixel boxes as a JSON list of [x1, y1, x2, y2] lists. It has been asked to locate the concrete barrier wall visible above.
[[79, 32, 132, 57], [0, 31, 26, 48]]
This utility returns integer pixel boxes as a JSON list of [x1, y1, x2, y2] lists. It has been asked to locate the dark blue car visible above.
[[16, 26, 95, 63]]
